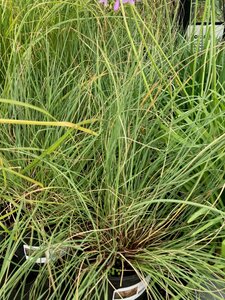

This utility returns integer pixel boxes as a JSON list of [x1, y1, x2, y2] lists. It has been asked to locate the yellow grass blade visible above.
[[0, 118, 98, 136], [0, 167, 44, 187]]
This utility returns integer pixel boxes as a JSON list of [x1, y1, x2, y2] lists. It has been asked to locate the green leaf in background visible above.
[[187, 207, 209, 223], [191, 216, 222, 237], [221, 240, 225, 259]]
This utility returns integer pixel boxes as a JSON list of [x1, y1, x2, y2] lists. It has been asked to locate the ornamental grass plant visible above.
[[0, 0, 225, 299]]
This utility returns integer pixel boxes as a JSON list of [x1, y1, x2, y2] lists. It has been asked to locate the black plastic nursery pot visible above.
[[1, 229, 69, 299], [178, 0, 191, 31], [0, 229, 49, 298], [5, 228, 58, 287], [0, 229, 50, 270], [101, 273, 149, 300], [13, 226, 66, 265], [14, 231, 47, 269], [179, 0, 225, 39]]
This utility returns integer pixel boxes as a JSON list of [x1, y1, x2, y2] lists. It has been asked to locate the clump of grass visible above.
[[1, 0, 225, 299]]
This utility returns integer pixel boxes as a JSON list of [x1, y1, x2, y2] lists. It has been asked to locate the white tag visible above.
[[186, 24, 224, 41], [23, 244, 66, 264], [23, 245, 48, 264], [112, 276, 150, 300]]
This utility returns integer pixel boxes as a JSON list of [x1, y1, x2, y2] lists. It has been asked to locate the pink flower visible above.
[[114, 0, 135, 11], [98, 0, 137, 11]]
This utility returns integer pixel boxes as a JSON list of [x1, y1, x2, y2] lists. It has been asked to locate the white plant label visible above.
[[112, 276, 150, 300], [186, 24, 224, 41], [23, 244, 66, 264], [23, 245, 49, 264]]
